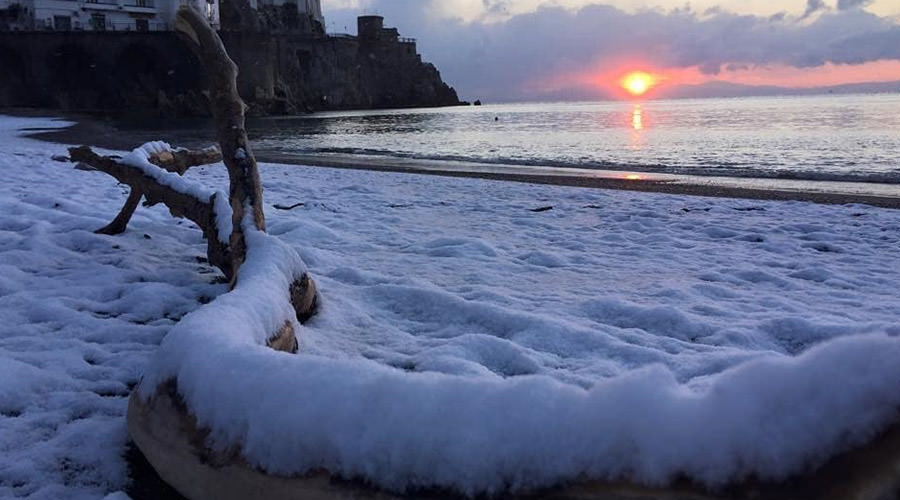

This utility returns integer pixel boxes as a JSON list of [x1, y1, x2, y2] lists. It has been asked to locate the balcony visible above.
[[33, 17, 168, 31], [123, 0, 154, 8], [107, 20, 167, 30], [81, 0, 120, 12]]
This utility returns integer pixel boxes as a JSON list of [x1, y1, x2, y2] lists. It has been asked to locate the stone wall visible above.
[[0, 29, 460, 116], [0, 32, 210, 114]]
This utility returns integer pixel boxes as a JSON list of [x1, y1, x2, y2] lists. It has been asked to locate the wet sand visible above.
[[24, 111, 900, 209], [269, 153, 900, 209]]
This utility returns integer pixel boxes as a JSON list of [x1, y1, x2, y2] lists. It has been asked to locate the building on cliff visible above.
[[0, 0, 459, 114], [0, 0, 221, 31], [219, 0, 324, 35], [0, 0, 327, 32]]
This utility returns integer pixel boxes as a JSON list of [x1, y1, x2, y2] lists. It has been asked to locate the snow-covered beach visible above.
[[2, 114, 900, 498]]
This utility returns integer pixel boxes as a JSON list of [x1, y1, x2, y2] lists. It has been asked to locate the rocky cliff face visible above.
[[266, 36, 460, 114], [216, 32, 460, 116], [0, 24, 460, 116]]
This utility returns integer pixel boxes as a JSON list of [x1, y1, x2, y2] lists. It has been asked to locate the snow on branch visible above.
[[75, 142, 223, 237], [147, 145, 224, 176], [69, 144, 235, 279]]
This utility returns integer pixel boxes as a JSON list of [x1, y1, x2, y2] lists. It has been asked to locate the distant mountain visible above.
[[659, 80, 900, 99]]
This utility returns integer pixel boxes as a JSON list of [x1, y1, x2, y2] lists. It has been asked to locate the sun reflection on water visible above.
[[628, 104, 647, 151]]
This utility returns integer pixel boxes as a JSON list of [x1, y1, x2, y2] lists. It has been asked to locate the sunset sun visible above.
[[621, 71, 658, 97]]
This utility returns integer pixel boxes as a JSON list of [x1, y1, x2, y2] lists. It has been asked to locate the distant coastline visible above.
[[531, 81, 900, 103], [658, 80, 900, 100]]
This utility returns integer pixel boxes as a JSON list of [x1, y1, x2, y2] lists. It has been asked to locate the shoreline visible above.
[[265, 153, 900, 209], [19, 111, 900, 209]]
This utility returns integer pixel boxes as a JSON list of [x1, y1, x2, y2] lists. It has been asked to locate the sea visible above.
[[79, 93, 900, 196]]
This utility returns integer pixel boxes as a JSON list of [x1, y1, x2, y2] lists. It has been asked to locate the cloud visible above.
[[802, 0, 828, 19], [324, 2, 900, 100], [837, 0, 873, 11]]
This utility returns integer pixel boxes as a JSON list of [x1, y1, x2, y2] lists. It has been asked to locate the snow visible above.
[[119, 141, 233, 244], [0, 117, 224, 499], [2, 114, 900, 498], [120, 141, 212, 202], [211, 193, 233, 245]]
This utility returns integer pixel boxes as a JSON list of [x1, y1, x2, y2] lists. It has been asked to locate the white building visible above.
[[0, 0, 324, 31], [0, 0, 223, 31]]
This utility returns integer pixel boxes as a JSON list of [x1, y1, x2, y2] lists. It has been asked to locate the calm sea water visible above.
[[246, 94, 900, 184]]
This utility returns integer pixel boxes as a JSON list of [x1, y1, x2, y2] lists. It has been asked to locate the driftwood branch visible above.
[[151, 146, 223, 175], [175, 6, 265, 274], [172, 6, 317, 321], [171, 5, 317, 317], [71, 7, 317, 319], [96, 188, 143, 236], [120, 7, 323, 497], [273, 202, 305, 211], [92, 146, 223, 236], [70, 146, 233, 279]]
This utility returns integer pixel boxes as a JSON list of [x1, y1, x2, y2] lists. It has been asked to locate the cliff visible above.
[[228, 32, 461, 115], [0, 20, 460, 115]]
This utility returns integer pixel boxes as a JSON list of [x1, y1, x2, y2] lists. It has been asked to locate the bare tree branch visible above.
[[90, 146, 223, 236], [151, 147, 223, 175], [69, 146, 233, 279], [175, 6, 266, 275], [96, 188, 143, 236]]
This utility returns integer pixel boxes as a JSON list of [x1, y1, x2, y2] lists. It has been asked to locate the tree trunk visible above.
[[174, 6, 266, 277]]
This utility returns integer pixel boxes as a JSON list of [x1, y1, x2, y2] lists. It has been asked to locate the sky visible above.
[[322, 0, 900, 101]]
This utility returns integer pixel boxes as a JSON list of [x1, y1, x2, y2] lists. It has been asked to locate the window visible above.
[[135, 18, 148, 31], [90, 12, 105, 30], [53, 15, 71, 30]]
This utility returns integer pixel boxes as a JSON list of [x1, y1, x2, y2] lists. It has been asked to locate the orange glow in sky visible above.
[[621, 72, 658, 96], [527, 59, 900, 101], [600, 66, 684, 98]]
